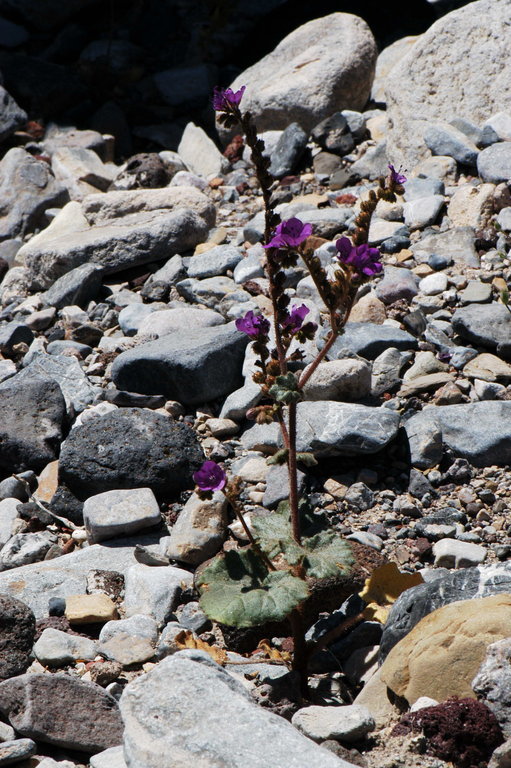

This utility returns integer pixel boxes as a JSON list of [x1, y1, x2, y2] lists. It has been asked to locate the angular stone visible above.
[[424, 123, 479, 165], [0, 738, 36, 765], [34, 627, 98, 666], [137, 306, 224, 337], [51, 147, 117, 201], [218, 14, 377, 139], [292, 704, 375, 742], [111, 323, 248, 405], [0, 674, 123, 753], [371, 347, 406, 396], [120, 651, 356, 768], [100, 634, 155, 666], [401, 410, 443, 469], [411, 226, 479, 268], [302, 359, 371, 402], [18, 353, 95, 415], [380, 562, 511, 662], [165, 491, 227, 566], [1, 531, 54, 570], [459, 280, 492, 304], [478, 142, 511, 184], [403, 195, 445, 230], [327, 322, 418, 360], [41, 263, 104, 309], [463, 353, 511, 382], [269, 123, 308, 178], [375, 266, 418, 304], [59, 407, 203, 501], [20, 187, 215, 289], [65, 593, 118, 624], [188, 245, 243, 279], [0, 149, 68, 241], [0, 596, 35, 681], [83, 488, 161, 544], [290, 401, 400, 458], [124, 564, 194, 626], [178, 122, 229, 179], [379, 594, 511, 705], [433, 539, 487, 569], [0, 376, 66, 475], [448, 183, 495, 228], [473, 637, 511, 738], [452, 304, 511, 352]]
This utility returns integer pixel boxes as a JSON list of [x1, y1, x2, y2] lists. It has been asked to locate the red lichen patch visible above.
[[392, 697, 504, 768]]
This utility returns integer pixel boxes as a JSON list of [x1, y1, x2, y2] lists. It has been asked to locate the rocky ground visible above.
[[0, 0, 510, 767]]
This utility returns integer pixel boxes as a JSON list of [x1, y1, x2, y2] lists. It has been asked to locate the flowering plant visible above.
[[194, 86, 405, 692]]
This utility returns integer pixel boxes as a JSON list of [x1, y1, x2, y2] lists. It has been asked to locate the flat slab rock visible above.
[[0, 674, 123, 754], [379, 562, 511, 663], [120, 650, 358, 768]]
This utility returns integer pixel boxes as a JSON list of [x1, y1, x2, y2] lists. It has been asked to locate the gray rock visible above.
[[403, 195, 444, 230], [124, 564, 193, 626], [344, 483, 375, 512], [0, 375, 65, 475], [311, 113, 354, 155], [411, 226, 479, 268], [0, 499, 19, 548], [0, 596, 34, 680], [20, 353, 95, 415], [177, 122, 229, 179], [371, 347, 406, 396], [20, 187, 215, 290], [269, 123, 308, 178], [262, 463, 306, 510], [292, 704, 375, 742], [117, 304, 156, 336], [459, 280, 492, 304], [233, 248, 265, 284], [472, 637, 511, 738], [120, 651, 357, 768], [220, 380, 263, 420], [33, 628, 98, 667], [137, 306, 224, 337], [188, 245, 243, 279], [100, 615, 158, 645], [403, 177, 445, 201], [478, 142, 511, 183], [60, 407, 203, 501], [375, 266, 419, 304], [0, 534, 159, 618], [176, 275, 240, 309], [111, 323, 248, 405], [0, 532, 54, 570], [424, 123, 479, 165], [0, 674, 123, 753], [41, 263, 104, 309], [218, 13, 377, 139], [165, 491, 227, 566], [302, 359, 371, 401], [100, 634, 155, 667], [0, 360, 15, 385], [0, 322, 33, 353], [149, 254, 186, 286], [327, 322, 418, 360], [452, 304, 511, 351], [51, 147, 117, 201], [401, 410, 443, 469], [289, 401, 400, 458], [0, 149, 68, 241], [0, 86, 27, 143], [90, 746, 127, 768], [371, 35, 418, 103], [349, 140, 388, 181], [385, 0, 511, 169], [0, 738, 36, 765], [83, 488, 162, 543]]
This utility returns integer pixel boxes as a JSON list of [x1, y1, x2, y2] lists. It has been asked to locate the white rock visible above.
[[410, 696, 439, 712], [218, 13, 377, 139], [433, 538, 487, 568], [178, 122, 229, 179], [83, 488, 161, 543], [484, 111, 511, 141], [292, 703, 375, 742], [90, 746, 127, 768], [403, 195, 444, 230], [371, 35, 419, 103], [164, 492, 227, 566], [137, 307, 224, 337], [302, 359, 372, 402], [34, 627, 98, 666], [418, 272, 448, 296], [100, 614, 159, 644], [124, 563, 193, 626], [386, 0, 511, 168], [0, 498, 20, 548]]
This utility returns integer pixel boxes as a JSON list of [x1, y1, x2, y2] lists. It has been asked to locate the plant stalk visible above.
[[287, 401, 300, 544], [226, 491, 276, 572]]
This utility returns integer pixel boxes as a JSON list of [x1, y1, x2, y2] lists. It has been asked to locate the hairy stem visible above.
[[287, 401, 300, 543], [290, 608, 308, 698]]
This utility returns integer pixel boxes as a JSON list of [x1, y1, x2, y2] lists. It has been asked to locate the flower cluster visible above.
[[388, 164, 407, 185], [335, 237, 382, 279], [193, 461, 227, 492], [264, 218, 312, 250], [212, 86, 246, 114], [235, 310, 270, 339]]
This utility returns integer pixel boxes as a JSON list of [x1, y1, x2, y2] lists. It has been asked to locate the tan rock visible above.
[[448, 183, 495, 228], [302, 359, 371, 402], [371, 35, 419, 103], [35, 460, 59, 503], [66, 593, 118, 624], [398, 371, 453, 396], [411, 155, 458, 183], [379, 594, 511, 705], [353, 668, 400, 728], [463, 353, 511, 382], [348, 293, 386, 324], [164, 492, 227, 566]]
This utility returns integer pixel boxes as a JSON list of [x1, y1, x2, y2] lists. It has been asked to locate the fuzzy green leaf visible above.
[[269, 372, 301, 404], [301, 530, 355, 579], [197, 548, 309, 628], [296, 452, 318, 467], [267, 448, 289, 466]]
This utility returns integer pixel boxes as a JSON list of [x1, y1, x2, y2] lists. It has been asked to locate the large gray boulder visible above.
[[0, 86, 27, 143], [217, 13, 377, 140], [120, 650, 358, 768], [19, 187, 215, 290], [385, 0, 511, 168], [111, 323, 249, 405]]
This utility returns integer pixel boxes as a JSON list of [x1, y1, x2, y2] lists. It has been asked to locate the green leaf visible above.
[[501, 289, 509, 307], [296, 451, 318, 467], [269, 372, 302, 404], [267, 448, 289, 466], [301, 530, 355, 579], [197, 549, 309, 628]]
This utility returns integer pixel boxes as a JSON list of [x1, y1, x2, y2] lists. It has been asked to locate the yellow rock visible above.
[[65, 594, 118, 624], [379, 594, 511, 705], [348, 293, 386, 324], [35, 460, 59, 503]]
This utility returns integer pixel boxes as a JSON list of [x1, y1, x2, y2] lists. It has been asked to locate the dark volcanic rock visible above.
[[379, 562, 511, 663], [59, 407, 203, 500], [0, 674, 123, 753], [0, 596, 35, 680], [111, 323, 249, 405], [0, 376, 66, 477]]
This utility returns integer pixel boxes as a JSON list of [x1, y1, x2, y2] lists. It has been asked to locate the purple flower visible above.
[[193, 461, 227, 492], [264, 218, 313, 249], [335, 237, 383, 278], [212, 86, 246, 113], [388, 164, 407, 185], [281, 304, 310, 334], [235, 310, 270, 339]]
